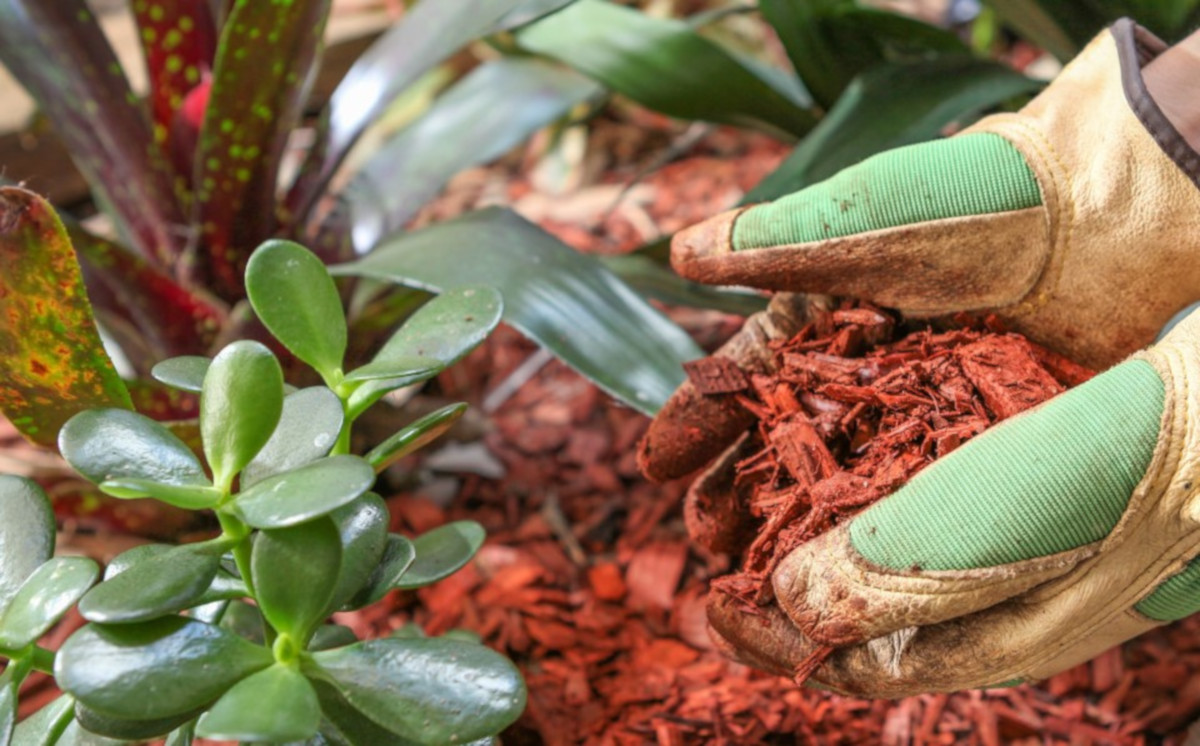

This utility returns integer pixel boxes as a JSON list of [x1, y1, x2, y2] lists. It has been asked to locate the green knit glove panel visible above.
[[848, 360, 1164, 571], [1137, 555, 1200, 621], [732, 133, 1043, 251]]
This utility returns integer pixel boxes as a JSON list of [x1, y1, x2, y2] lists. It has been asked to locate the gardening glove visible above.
[[639, 18, 1200, 485], [705, 304, 1200, 698]]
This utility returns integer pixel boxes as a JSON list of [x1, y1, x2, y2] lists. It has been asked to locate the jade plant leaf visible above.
[[309, 637, 526, 744], [311, 678, 417, 746], [366, 403, 467, 473], [0, 557, 99, 649], [341, 356, 443, 386], [231, 455, 375, 529], [0, 187, 133, 448], [103, 544, 172, 580], [519, 0, 816, 137], [10, 692, 74, 746], [241, 387, 345, 488], [348, 287, 501, 417], [346, 534, 417, 608], [56, 615, 275, 721], [0, 668, 14, 746], [59, 409, 208, 488], [310, 624, 359, 652], [197, 664, 321, 742], [201, 340, 284, 490], [194, 0, 333, 298], [151, 356, 212, 393], [252, 518, 342, 643], [245, 240, 347, 381], [164, 720, 196, 746], [0, 476, 56, 611], [78, 545, 221, 624], [398, 521, 486, 590], [327, 494, 389, 613], [332, 209, 701, 415], [98, 478, 221, 510], [73, 702, 204, 742]]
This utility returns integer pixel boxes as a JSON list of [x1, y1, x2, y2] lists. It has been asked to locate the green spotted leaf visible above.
[[197, 664, 320, 742], [0, 188, 133, 448], [0, 557, 99, 649]]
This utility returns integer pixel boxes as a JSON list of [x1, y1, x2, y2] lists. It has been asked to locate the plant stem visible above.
[[216, 512, 255, 597], [332, 397, 353, 456]]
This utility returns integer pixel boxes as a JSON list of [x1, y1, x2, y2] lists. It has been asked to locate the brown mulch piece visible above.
[[706, 304, 1096, 620]]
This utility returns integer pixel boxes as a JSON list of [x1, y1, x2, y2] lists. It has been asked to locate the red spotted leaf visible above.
[[0, 188, 133, 448]]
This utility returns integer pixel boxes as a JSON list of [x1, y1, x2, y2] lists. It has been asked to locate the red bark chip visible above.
[[681, 355, 749, 395]]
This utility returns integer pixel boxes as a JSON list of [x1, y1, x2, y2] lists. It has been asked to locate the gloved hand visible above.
[[637, 19, 1200, 696]]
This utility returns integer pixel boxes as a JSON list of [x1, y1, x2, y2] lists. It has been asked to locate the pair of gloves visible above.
[[640, 19, 1200, 697]]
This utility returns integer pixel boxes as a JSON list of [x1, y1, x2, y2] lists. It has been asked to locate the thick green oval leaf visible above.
[[0, 476, 55, 611], [197, 664, 320, 743], [201, 340, 284, 490], [0, 667, 14, 746], [164, 720, 196, 746], [342, 356, 443, 386], [747, 59, 1043, 202], [310, 678, 420, 746], [345, 58, 600, 251], [310, 637, 525, 744], [195, 0, 333, 299], [103, 544, 172, 580], [232, 455, 375, 529], [398, 522, 485, 590], [332, 209, 701, 415], [59, 409, 208, 488], [0, 187, 132, 448], [0, 557, 99, 649], [366, 403, 467, 473], [73, 702, 202, 742], [347, 534, 417, 609], [78, 545, 220, 624], [327, 494, 389, 613], [198, 569, 250, 605], [98, 478, 220, 509], [151, 356, 212, 394], [252, 518, 341, 643], [310, 624, 359, 652], [10, 693, 74, 746], [56, 615, 275, 721], [242, 387, 345, 488], [219, 600, 266, 646], [245, 240, 347, 380], [519, 0, 815, 137]]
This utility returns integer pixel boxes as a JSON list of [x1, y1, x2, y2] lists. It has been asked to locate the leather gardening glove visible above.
[[707, 305, 1200, 697]]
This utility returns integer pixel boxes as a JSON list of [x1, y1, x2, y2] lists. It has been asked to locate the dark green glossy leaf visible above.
[[10, 693, 74, 746], [73, 702, 202, 741], [252, 518, 341, 642], [0, 5, 185, 264], [347, 534, 417, 609], [348, 287, 501, 417], [600, 255, 767, 315], [327, 495, 389, 613], [0, 188, 133, 448], [103, 545, 172, 581], [78, 545, 220, 624], [345, 58, 599, 250], [398, 521, 485, 590], [310, 637, 525, 744], [151, 357, 212, 394], [56, 615, 275, 721], [98, 478, 220, 510], [164, 720, 196, 746], [59, 409, 207, 488], [311, 679, 419, 746], [197, 664, 320, 742], [341, 356, 443, 386], [194, 0, 332, 298], [0, 557, 99, 649], [0, 476, 55, 611], [242, 387, 344, 488], [231, 455, 375, 529], [332, 209, 700, 415], [519, 0, 814, 137], [197, 569, 249, 604], [245, 240, 347, 381], [287, 0, 569, 219], [748, 59, 1042, 202], [311, 624, 359, 651], [0, 667, 14, 746], [219, 600, 265, 645], [497, 0, 576, 28], [366, 404, 467, 473], [201, 340, 284, 489]]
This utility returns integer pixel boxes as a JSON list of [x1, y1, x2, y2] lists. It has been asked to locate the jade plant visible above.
[[0, 237, 523, 744]]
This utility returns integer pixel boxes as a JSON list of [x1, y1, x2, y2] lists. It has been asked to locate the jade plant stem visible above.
[[216, 511, 255, 597]]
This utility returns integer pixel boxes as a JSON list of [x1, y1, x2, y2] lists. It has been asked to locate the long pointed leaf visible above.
[[332, 209, 701, 415], [0, 188, 132, 448], [518, 0, 816, 137], [193, 0, 333, 298], [0, 0, 187, 265], [747, 59, 1042, 202], [285, 0, 584, 222], [346, 58, 600, 252]]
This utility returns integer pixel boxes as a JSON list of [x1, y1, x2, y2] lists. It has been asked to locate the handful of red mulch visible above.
[[680, 303, 1094, 611]]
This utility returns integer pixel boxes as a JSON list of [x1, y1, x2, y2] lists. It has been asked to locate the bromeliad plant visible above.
[[0, 232, 523, 744]]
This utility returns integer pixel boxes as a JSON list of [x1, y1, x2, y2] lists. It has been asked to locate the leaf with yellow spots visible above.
[[0, 187, 133, 449], [192, 0, 333, 300]]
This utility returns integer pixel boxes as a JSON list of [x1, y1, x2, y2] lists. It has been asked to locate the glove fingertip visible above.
[[670, 207, 747, 284], [636, 384, 754, 483]]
